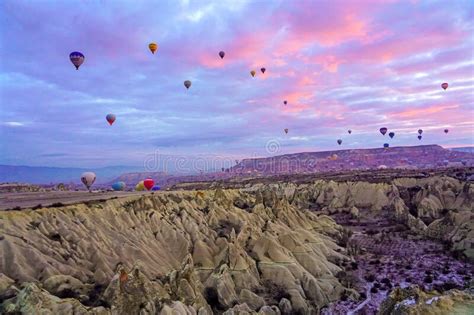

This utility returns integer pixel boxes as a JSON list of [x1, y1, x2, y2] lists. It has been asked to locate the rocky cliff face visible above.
[[1, 175, 472, 314]]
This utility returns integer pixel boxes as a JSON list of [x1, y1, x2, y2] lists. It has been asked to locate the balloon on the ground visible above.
[[135, 181, 145, 191], [149, 43, 158, 54], [418, 129, 423, 135], [81, 172, 96, 190], [250, 70, 256, 77], [337, 139, 342, 145], [219, 51, 225, 59], [184, 80, 192, 89], [106, 114, 116, 125], [389, 132, 395, 139], [441, 82, 448, 90], [112, 182, 125, 191], [143, 178, 154, 190], [260, 67, 266, 74], [151, 185, 161, 191], [69, 52, 84, 70], [379, 127, 388, 136]]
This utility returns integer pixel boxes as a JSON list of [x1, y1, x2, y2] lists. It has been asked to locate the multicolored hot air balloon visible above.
[[441, 82, 448, 90], [284, 100, 287, 105], [418, 129, 423, 135], [112, 181, 126, 191], [135, 181, 145, 191], [337, 139, 342, 145], [219, 51, 225, 59], [284, 128, 288, 134], [143, 178, 154, 191], [380, 127, 388, 136], [348, 130, 352, 134], [184, 80, 191, 89], [260, 67, 266, 74], [69, 52, 84, 70], [81, 172, 96, 191], [151, 185, 161, 191], [384, 143, 389, 148], [444, 129, 449, 134], [418, 135, 422, 140], [389, 132, 395, 139], [149, 43, 158, 54], [106, 114, 116, 125], [250, 70, 256, 77]]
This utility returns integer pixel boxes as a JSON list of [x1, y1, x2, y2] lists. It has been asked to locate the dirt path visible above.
[[0, 190, 153, 210]]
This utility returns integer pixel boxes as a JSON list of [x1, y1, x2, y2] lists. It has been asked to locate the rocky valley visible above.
[[1, 169, 473, 314]]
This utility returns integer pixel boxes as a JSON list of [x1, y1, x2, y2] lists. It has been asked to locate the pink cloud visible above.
[[389, 104, 460, 119]]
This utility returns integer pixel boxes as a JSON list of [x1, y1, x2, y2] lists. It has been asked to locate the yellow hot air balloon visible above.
[[250, 70, 256, 77], [135, 180, 145, 191], [149, 43, 158, 54]]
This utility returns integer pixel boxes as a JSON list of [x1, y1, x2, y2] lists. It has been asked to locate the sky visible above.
[[0, 0, 473, 169]]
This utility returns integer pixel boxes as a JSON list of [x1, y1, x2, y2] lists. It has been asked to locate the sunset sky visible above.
[[1, 0, 473, 168]]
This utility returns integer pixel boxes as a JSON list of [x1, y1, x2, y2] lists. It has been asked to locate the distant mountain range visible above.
[[1, 145, 473, 185], [0, 165, 144, 184]]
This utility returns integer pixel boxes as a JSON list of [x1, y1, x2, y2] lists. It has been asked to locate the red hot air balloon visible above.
[[106, 114, 116, 125], [143, 178, 154, 191], [441, 83, 448, 90], [380, 127, 388, 136]]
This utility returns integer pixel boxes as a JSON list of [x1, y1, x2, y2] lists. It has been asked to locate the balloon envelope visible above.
[[81, 172, 96, 190], [260, 67, 266, 74], [151, 185, 161, 191], [135, 181, 145, 191], [112, 182, 125, 191], [250, 70, 256, 77], [284, 128, 288, 134], [418, 129, 423, 135], [143, 178, 154, 190], [441, 82, 448, 90], [149, 43, 158, 54], [418, 135, 422, 140], [348, 130, 352, 134], [219, 51, 225, 59], [184, 80, 191, 89], [284, 100, 287, 105], [379, 127, 388, 136], [106, 114, 116, 125], [384, 143, 389, 148], [337, 139, 342, 145], [389, 132, 395, 139], [69, 51, 84, 70], [444, 129, 449, 134]]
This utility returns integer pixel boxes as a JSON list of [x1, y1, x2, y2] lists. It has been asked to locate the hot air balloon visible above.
[[384, 143, 389, 148], [106, 114, 116, 125], [284, 100, 287, 105], [250, 70, 256, 77], [69, 51, 85, 70], [444, 129, 449, 134], [337, 139, 342, 145], [219, 51, 225, 59], [418, 135, 422, 140], [112, 182, 125, 191], [284, 128, 288, 134], [389, 132, 395, 139], [81, 172, 96, 191], [143, 178, 154, 191], [135, 181, 145, 191], [184, 80, 192, 89], [418, 129, 423, 135], [348, 130, 352, 134], [149, 43, 158, 54], [379, 127, 388, 136], [260, 67, 266, 74], [151, 185, 161, 191], [441, 82, 448, 90]]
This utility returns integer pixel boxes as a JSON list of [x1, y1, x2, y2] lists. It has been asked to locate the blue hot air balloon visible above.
[[151, 185, 161, 191], [383, 143, 389, 148], [112, 181, 126, 191], [69, 51, 85, 70]]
